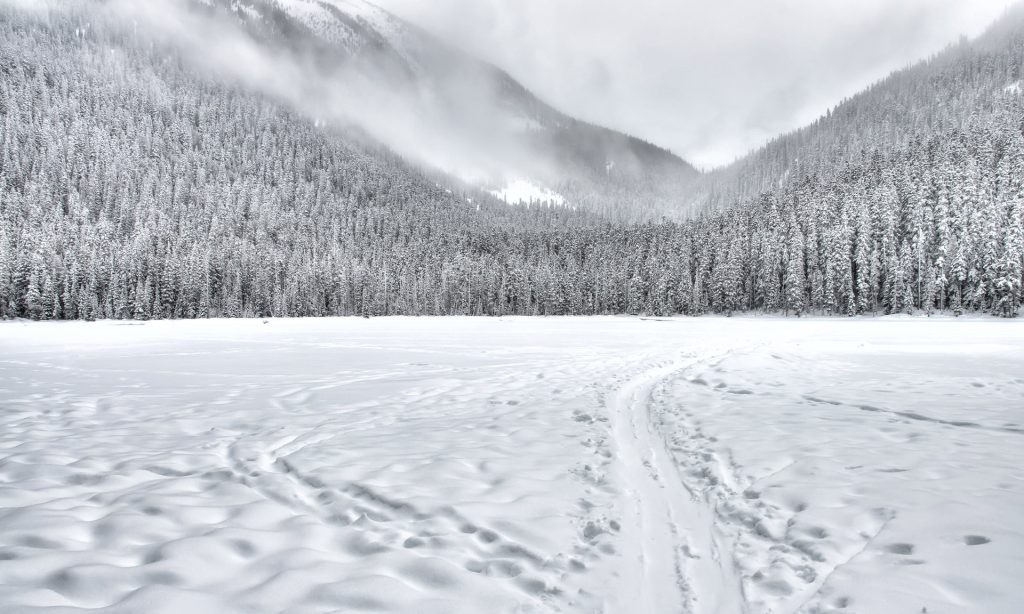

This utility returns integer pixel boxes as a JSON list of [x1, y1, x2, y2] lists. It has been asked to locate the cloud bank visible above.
[[90, 0, 544, 185], [378, 0, 1015, 168]]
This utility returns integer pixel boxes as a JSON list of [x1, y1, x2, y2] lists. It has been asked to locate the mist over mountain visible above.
[[119, 0, 697, 219]]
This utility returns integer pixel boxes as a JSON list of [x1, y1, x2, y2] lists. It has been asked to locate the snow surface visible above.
[[490, 179, 565, 206], [267, 0, 401, 52], [269, 0, 362, 48], [0, 317, 1022, 613], [1004, 80, 1021, 95]]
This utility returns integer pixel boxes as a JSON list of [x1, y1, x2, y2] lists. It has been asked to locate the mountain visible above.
[[190, 0, 698, 219], [0, 0, 1020, 321], [688, 3, 1024, 213]]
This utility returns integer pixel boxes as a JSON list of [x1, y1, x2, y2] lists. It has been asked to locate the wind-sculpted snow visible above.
[[0, 317, 1021, 613]]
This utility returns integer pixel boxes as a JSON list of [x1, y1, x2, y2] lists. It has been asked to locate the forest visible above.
[[0, 3, 1022, 320]]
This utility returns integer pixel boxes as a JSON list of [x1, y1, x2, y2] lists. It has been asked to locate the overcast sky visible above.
[[376, 0, 1015, 169]]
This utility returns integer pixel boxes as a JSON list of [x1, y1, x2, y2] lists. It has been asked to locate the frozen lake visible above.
[[0, 317, 1022, 613]]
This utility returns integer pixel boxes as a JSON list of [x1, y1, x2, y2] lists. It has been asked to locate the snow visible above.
[[325, 0, 394, 30], [1003, 80, 1021, 95], [0, 316, 1022, 613], [269, 0, 401, 50], [271, 0, 362, 47], [271, 0, 423, 74], [490, 179, 565, 206], [230, 1, 260, 20]]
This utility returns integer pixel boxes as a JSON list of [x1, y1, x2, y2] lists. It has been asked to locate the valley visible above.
[[1, 2, 1023, 612]]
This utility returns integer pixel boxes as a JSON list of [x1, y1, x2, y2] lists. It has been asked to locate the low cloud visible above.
[[378, 0, 1014, 168], [83, 0, 545, 185]]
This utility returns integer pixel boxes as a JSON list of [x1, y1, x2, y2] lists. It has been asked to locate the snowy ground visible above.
[[0, 316, 1021, 614], [489, 179, 565, 206]]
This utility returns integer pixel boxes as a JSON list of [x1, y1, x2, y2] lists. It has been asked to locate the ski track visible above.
[[606, 353, 744, 614], [648, 356, 891, 614]]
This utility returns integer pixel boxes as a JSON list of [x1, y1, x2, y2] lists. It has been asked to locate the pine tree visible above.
[[40, 273, 55, 320], [25, 265, 43, 320]]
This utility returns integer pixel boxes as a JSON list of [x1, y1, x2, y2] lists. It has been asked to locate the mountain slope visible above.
[[689, 3, 1024, 213], [0, 0, 1020, 322], [194, 0, 698, 218]]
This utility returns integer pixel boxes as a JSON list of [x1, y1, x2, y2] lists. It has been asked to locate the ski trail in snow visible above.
[[608, 354, 746, 614]]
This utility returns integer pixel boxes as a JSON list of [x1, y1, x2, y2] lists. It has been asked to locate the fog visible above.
[[18, 0, 1016, 184], [99, 0, 544, 186], [378, 0, 1015, 168]]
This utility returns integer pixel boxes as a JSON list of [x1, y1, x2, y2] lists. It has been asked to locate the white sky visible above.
[[376, 0, 1016, 169]]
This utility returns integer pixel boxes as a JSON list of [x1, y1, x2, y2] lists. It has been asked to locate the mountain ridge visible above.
[[0, 0, 1020, 321], [196, 0, 698, 217], [686, 2, 1024, 212]]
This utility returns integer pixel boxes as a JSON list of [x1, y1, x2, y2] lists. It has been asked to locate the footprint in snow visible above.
[[883, 543, 915, 555]]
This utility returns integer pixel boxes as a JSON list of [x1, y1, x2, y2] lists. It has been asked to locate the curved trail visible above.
[[607, 356, 746, 614]]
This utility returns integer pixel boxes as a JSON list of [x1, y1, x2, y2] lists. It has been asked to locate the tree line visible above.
[[0, 4, 1021, 320]]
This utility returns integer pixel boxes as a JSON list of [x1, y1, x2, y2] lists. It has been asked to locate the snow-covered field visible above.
[[0, 317, 1021, 614]]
